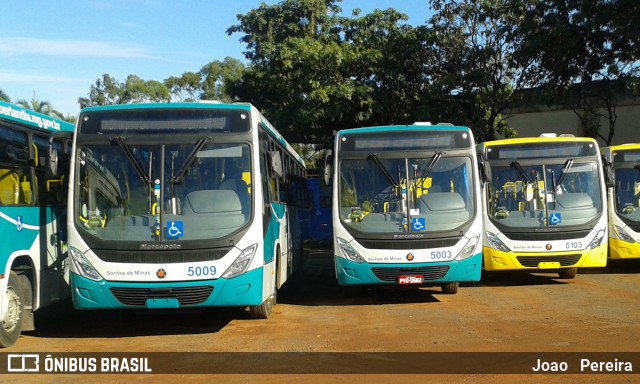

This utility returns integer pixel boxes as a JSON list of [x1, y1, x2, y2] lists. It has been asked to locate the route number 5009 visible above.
[[187, 266, 217, 277]]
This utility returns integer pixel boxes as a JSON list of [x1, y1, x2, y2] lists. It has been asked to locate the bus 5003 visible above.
[[431, 250, 453, 259]]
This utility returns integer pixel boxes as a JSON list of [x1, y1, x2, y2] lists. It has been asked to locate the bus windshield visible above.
[[338, 155, 475, 233], [487, 161, 602, 228], [613, 156, 640, 224], [75, 140, 252, 241]]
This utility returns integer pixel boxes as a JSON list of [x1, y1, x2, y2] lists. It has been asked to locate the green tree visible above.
[[78, 74, 125, 108], [227, 0, 422, 146], [164, 57, 245, 103], [509, 0, 640, 144], [16, 98, 64, 119], [79, 74, 171, 108], [0, 88, 10, 102], [423, 0, 525, 141]]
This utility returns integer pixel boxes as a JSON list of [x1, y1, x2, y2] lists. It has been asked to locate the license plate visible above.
[[538, 261, 561, 269], [398, 275, 423, 284]]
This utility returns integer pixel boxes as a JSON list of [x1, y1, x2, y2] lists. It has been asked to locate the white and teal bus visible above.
[[67, 102, 307, 318], [602, 144, 640, 259], [329, 124, 482, 294], [478, 135, 608, 278], [0, 101, 74, 347]]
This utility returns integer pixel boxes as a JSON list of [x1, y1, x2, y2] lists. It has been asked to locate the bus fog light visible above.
[[69, 246, 103, 281], [613, 225, 635, 244], [222, 243, 258, 279], [337, 237, 366, 263], [455, 235, 480, 260], [587, 229, 606, 250]]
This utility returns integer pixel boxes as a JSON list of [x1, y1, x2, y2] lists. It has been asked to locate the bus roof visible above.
[[480, 136, 597, 148], [0, 100, 74, 133], [80, 101, 253, 113], [338, 124, 472, 136], [79, 101, 305, 168]]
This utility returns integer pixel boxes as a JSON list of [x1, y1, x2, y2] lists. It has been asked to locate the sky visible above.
[[0, 0, 433, 118]]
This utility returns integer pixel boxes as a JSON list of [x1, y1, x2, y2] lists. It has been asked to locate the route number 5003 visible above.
[[187, 266, 217, 277]]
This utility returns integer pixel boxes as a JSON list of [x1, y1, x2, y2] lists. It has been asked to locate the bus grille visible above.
[[371, 266, 450, 282], [516, 254, 582, 267], [357, 238, 459, 250], [109, 286, 214, 307], [94, 248, 231, 264]]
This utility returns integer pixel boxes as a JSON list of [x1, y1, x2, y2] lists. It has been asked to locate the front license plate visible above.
[[398, 275, 423, 284], [538, 261, 561, 269]]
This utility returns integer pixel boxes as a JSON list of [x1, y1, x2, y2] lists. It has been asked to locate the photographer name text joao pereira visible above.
[[7, 354, 152, 373], [532, 357, 633, 373]]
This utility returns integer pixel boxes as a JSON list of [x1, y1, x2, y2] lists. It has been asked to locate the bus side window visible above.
[[0, 169, 20, 205]]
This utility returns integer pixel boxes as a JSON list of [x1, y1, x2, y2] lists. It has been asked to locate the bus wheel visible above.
[[558, 268, 577, 279], [441, 282, 459, 294], [249, 290, 276, 319], [0, 271, 25, 347], [249, 268, 277, 319]]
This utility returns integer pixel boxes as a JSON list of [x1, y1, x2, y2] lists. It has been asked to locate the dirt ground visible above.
[[2, 246, 640, 384]]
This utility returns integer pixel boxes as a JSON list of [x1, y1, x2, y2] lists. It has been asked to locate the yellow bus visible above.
[[601, 144, 640, 259], [477, 135, 608, 278]]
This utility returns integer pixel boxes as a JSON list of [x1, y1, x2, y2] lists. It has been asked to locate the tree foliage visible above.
[[0, 88, 10, 103], [16, 98, 64, 119], [75, 0, 639, 146], [509, 0, 640, 144]]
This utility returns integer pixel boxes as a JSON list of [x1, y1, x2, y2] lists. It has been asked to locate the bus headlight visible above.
[[222, 243, 258, 279], [337, 237, 366, 263], [69, 246, 103, 281], [485, 231, 511, 253], [586, 228, 606, 250], [613, 225, 636, 244], [455, 235, 480, 260]]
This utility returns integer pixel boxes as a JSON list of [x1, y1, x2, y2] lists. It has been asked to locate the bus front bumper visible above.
[[335, 253, 481, 286], [70, 267, 264, 310], [609, 238, 640, 259], [483, 244, 608, 271]]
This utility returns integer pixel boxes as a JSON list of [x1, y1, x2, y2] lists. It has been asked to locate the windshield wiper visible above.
[[416, 152, 444, 189], [555, 159, 574, 190], [510, 161, 534, 184], [367, 153, 400, 190], [172, 136, 212, 184], [111, 136, 152, 186]]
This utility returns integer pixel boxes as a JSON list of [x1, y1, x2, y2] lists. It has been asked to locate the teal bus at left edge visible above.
[[0, 100, 74, 347], [67, 102, 307, 319]]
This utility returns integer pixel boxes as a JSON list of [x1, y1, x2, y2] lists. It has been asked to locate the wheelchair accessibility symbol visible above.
[[166, 221, 184, 238], [412, 218, 426, 231], [549, 213, 562, 225]]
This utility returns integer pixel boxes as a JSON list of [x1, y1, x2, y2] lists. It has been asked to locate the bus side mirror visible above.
[[605, 166, 614, 189], [478, 154, 491, 183], [48, 137, 59, 178], [270, 151, 284, 179], [601, 156, 614, 188], [323, 149, 333, 186]]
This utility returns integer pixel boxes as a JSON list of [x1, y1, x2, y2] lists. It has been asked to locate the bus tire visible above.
[[558, 268, 577, 279], [441, 282, 459, 294], [0, 271, 25, 347], [249, 290, 276, 319], [249, 267, 277, 319]]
